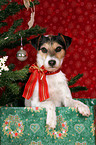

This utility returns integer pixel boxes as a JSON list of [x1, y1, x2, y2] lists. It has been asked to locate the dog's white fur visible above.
[[25, 47, 90, 129]]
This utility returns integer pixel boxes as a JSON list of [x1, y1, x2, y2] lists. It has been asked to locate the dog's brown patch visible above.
[[39, 42, 65, 59]]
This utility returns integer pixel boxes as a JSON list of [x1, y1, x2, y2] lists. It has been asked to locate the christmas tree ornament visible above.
[[16, 47, 28, 61], [0, 56, 9, 75], [28, 3, 35, 29], [16, 35, 28, 61]]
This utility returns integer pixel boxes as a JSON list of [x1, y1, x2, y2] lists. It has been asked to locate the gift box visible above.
[[0, 99, 95, 145]]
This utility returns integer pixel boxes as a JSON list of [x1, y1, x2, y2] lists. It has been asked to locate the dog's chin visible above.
[[44, 66, 60, 72]]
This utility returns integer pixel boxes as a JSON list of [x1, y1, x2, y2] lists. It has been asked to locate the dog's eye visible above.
[[41, 47, 48, 53], [55, 46, 62, 52]]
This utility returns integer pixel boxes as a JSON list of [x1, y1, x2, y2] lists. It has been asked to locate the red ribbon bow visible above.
[[22, 64, 50, 102]]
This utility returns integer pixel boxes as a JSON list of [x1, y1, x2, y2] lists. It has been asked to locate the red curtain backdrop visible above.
[[1, 0, 96, 99]]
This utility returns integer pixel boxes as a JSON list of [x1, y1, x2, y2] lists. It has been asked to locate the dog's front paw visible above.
[[46, 112, 56, 129], [76, 102, 90, 117], [46, 118, 56, 129]]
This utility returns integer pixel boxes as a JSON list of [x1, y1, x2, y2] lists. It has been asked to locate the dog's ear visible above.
[[58, 33, 72, 49], [31, 35, 42, 50]]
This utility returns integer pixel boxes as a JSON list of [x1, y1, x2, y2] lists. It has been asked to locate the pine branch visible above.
[[8, 63, 15, 70], [68, 74, 83, 86], [1, 19, 23, 38], [0, 65, 29, 87], [0, 65, 29, 100], [0, 0, 45, 107], [6, 82, 20, 95], [0, 0, 40, 22], [30, 0, 40, 6], [0, 0, 45, 51], [70, 86, 88, 93], [0, 88, 19, 106], [0, 25, 46, 50], [0, 0, 8, 9], [0, 51, 6, 56], [0, 91, 12, 106], [0, 88, 24, 106], [0, 2, 24, 21], [0, 22, 7, 28]]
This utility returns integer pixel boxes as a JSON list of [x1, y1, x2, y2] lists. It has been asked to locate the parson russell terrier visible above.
[[23, 33, 90, 129]]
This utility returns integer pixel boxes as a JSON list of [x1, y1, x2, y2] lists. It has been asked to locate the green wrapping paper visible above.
[[0, 100, 95, 145]]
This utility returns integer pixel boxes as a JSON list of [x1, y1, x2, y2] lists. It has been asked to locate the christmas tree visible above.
[[0, 0, 46, 106], [0, 0, 87, 107]]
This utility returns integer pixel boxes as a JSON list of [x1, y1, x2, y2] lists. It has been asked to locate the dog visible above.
[[23, 33, 90, 129]]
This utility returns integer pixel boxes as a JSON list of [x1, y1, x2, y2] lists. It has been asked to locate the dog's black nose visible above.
[[48, 60, 56, 67]]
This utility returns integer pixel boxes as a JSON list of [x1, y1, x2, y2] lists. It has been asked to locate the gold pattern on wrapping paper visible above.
[[75, 142, 87, 145], [90, 123, 95, 136], [29, 141, 42, 145], [68, 107, 78, 112], [74, 124, 85, 134], [24, 107, 43, 112], [45, 115, 68, 139], [2, 114, 24, 138], [30, 124, 40, 133]]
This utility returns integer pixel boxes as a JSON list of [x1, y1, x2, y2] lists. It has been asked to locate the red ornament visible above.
[[15, 133, 18, 136], [62, 123, 65, 127], [18, 123, 21, 127], [59, 133, 62, 137], [36, 107, 39, 110], [5, 121, 8, 125]]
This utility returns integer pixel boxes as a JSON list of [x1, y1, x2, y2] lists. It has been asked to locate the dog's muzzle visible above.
[[48, 60, 56, 67]]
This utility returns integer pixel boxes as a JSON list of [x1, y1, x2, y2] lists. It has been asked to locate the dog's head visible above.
[[31, 33, 72, 72]]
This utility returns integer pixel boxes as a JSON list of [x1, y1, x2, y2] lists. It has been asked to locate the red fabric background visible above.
[[1, 0, 96, 99]]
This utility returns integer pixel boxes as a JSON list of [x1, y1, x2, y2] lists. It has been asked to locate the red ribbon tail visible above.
[[22, 71, 38, 100], [39, 73, 50, 102]]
